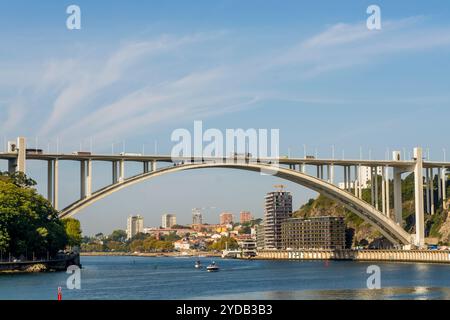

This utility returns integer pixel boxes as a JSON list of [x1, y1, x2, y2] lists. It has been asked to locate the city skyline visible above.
[[1, 1, 450, 235]]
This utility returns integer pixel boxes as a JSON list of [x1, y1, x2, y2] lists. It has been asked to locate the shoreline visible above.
[[81, 251, 222, 258], [0, 253, 81, 274]]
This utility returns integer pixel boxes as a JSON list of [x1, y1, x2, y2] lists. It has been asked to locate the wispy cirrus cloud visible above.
[[2, 16, 450, 149]]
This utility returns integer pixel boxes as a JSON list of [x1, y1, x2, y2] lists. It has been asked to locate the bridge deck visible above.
[[1, 152, 449, 168]]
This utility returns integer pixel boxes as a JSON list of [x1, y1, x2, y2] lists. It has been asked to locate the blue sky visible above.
[[1, 1, 450, 235]]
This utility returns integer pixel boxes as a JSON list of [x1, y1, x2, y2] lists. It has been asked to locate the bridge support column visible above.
[[442, 168, 447, 210], [80, 161, 86, 199], [438, 168, 442, 204], [425, 168, 430, 214], [47, 160, 53, 202], [86, 159, 92, 197], [16, 137, 26, 173], [330, 164, 334, 184], [357, 165, 362, 198], [119, 160, 125, 182], [151, 160, 156, 172], [370, 167, 375, 206], [354, 166, 358, 197], [343, 166, 348, 190], [144, 162, 149, 173], [53, 159, 59, 210], [7, 137, 27, 174], [385, 166, 390, 218], [430, 168, 435, 215], [301, 163, 306, 174], [8, 159, 17, 174], [413, 147, 425, 247], [375, 167, 379, 211], [112, 161, 118, 184], [393, 167, 402, 224], [382, 166, 386, 214]]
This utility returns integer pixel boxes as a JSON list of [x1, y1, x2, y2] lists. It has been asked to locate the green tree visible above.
[[0, 174, 68, 258], [63, 218, 82, 247], [109, 229, 127, 242], [208, 236, 238, 251]]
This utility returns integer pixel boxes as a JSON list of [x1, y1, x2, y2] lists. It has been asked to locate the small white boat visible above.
[[194, 260, 202, 269], [206, 261, 220, 272]]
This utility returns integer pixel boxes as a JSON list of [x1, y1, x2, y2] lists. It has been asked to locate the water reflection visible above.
[[195, 287, 450, 300]]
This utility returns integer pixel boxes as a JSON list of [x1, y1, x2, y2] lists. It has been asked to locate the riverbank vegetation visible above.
[[0, 172, 82, 261]]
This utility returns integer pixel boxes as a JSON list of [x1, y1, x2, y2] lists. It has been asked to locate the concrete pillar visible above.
[[425, 168, 430, 214], [86, 159, 92, 197], [47, 160, 53, 202], [393, 167, 403, 224], [16, 137, 26, 173], [344, 166, 348, 190], [80, 161, 86, 199], [316, 166, 320, 179], [347, 166, 352, 192], [119, 160, 125, 182], [370, 167, 375, 206], [8, 158, 17, 174], [382, 167, 386, 214], [112, 161, 118, 184], [354, 166, 358, 197], [151, 160, 157, 171], [438, 168, 442, 204], [53, 159, 59, 210], [327, 165, 330, 183], [442, 167, 447, 210], [413, 147, 425, 247], [385, 166, 390, 218], [301, 163, 306, 174], [358, 165, 362, 198], [430, 168, 435, 215], [375, 167, 379, 211], [330, 165, 334, 184], [143, 162, 149, 173]]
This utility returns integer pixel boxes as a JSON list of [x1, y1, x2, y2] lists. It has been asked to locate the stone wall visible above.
[[256, 249, 450, 263]]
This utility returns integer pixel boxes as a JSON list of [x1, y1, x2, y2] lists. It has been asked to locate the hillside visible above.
[[293, 173, 450, 246]]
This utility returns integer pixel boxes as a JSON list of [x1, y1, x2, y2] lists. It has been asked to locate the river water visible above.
[[1, 256, 450, 300]]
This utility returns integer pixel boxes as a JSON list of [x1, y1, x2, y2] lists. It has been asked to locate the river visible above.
[[1, 256, 450, 300]]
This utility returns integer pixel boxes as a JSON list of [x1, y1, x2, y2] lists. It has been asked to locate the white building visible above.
[[192, 208, 202, 225], [162, 214, 177, 228], [127, 215, 144, 240], [174, 240, 191, 251]]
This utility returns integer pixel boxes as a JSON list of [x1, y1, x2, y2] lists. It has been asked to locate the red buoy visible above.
[[57, 287, 62, 301]]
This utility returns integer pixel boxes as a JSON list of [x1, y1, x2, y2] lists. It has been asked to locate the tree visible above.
[[0, 171, 36, 188], [109, 229, 127, 242], [208, 236, 238, 251], [63, 218, 82, 247], [0, 175, 68, 258], [130, 240, 144, 252]]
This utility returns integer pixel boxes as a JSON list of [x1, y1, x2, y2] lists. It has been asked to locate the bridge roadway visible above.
[[1, 152, 449, 169]]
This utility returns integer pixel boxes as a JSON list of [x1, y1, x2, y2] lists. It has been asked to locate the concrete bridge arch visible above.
[[58, 162, 412, 246]]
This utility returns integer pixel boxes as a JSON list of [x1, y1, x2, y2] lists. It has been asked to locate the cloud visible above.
[[1, 16, 450, 149]]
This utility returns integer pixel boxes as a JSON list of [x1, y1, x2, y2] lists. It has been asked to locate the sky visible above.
[[1, 1, 450, 235]]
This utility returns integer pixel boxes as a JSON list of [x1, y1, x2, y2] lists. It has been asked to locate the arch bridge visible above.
[[1, 137, 449, 247]]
